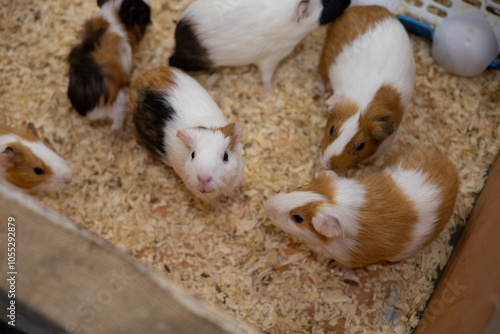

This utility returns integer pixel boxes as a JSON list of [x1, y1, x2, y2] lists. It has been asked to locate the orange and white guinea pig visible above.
[[67, 0, 151, 140], [318, 5, 415, 173], [0, 123, 72, 191], [265, 147, 458, 268]]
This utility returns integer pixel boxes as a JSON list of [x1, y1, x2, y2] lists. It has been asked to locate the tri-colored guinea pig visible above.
[[265, 146, 458, 268], [67, 0, 151, 139], [318, 5, 415, 173], [0, 123, 72, 191], [129, 66, 244, 206], [169, 0, 351, 91]]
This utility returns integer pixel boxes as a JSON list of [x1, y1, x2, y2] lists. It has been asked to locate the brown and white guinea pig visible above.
[[169, 0, 351, 91], [265, 146, 458, 268], [0, 123, 72, 192], [130, 66, 244, 206], [318, 5, 415, 173], [67, 0, 151, 140]]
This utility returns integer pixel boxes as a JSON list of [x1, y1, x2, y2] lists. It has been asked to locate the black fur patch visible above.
[[169, 18, 213, 71], [319, 0, 351, 25], [119, 0, 152, 36], [133, 89, 176, 158], [67, 24, 107, 116]]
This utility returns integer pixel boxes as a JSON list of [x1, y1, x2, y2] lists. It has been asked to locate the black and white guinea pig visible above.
[[169, 0, 351, 91], [265, 146, 458, 268], [67, 0, 151, 140], [130, 66, 244, 206], [318, 5, 415, 173], [0, 123, 72, 191]]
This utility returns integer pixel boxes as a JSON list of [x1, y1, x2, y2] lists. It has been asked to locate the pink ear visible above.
[[0, 147, 16, 168], [312, 214, 342, 238], [297, 0, 310, 22], [230, 122, 244, 143], [325, 94, 344, 112], [176, 129, 197, 150]]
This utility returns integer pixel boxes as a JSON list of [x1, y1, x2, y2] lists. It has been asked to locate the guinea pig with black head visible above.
[[169, 0, 351, 91], [318, 5, 415, 173], [67, 0, 151, 140]]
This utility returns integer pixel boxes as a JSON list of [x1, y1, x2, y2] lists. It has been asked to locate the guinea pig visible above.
[[169, 0, 351, 91], [130, 66, 244, 206], [318, 5, 415, 173], [0, 123, 72, 192], [67, 0, 151, 140], [265, 146, 458, 268]]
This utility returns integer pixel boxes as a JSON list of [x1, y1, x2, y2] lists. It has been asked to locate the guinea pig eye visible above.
[[191, 152, 195, 159], [291, 214, 304, 224], [33, 167, 45, 175], [322, 0, 332, 5], [328, 125, 335, 138], [223, 151, 228, 162], [355, 142, 366, 152]]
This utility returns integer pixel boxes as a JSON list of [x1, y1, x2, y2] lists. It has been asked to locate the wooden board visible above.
[[416, 154, 500, 334], [0, 180, 260, 334]]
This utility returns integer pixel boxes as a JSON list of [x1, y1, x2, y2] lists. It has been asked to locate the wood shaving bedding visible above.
[[1, 1, 499, 333]]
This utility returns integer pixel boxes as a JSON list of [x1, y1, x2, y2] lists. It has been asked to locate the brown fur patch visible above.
[[321, 85, 403, 173], [216, 123, 241, 152], [321, 98, 360, 153], [347, 172, 419, 268], [2, 141, 53, 190], [91, 28, 131, 107], [318, 5, 394, 82], [0, 124, 40, 142]]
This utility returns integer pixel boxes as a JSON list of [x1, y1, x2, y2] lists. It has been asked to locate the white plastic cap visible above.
[[431, 11, 500, 77]]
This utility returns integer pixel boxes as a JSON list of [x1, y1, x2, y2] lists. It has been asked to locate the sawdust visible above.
[[1, 1, 499, 333]]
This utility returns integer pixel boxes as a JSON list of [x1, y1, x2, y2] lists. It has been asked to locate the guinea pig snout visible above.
[[196, 174, 213, 193], [62, 172, 72, 185]]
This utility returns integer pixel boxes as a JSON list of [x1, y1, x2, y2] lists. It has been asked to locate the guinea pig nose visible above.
[[197, 175, 212, 185]]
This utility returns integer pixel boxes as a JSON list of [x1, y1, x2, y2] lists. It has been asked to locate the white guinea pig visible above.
[[169, 0, 351, 91], [318, 5, 415, 173], [130, 66, 244, 205], [67, 0, 151, 140], [265, 147, 458, 268], [0, 123, 72, 191]]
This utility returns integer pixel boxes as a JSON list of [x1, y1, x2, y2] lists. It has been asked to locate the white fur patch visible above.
[[182, 0, 324, 86], [387, 166, 442, 260], [320, 112, 360, 169]]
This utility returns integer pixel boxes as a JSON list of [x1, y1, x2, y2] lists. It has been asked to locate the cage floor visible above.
[[1, 1, 499, 333]]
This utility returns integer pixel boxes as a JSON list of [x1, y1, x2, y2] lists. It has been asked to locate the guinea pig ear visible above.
[[230, 122, 244, 143], [297, 0, 310, 22], [176, 128, 198, 150], [325, 94, 344, 113], [312, 213, 342, 238], [371, 118, 396, 141], [0, 147, 19, 168], [27, 122, 40, 139]]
